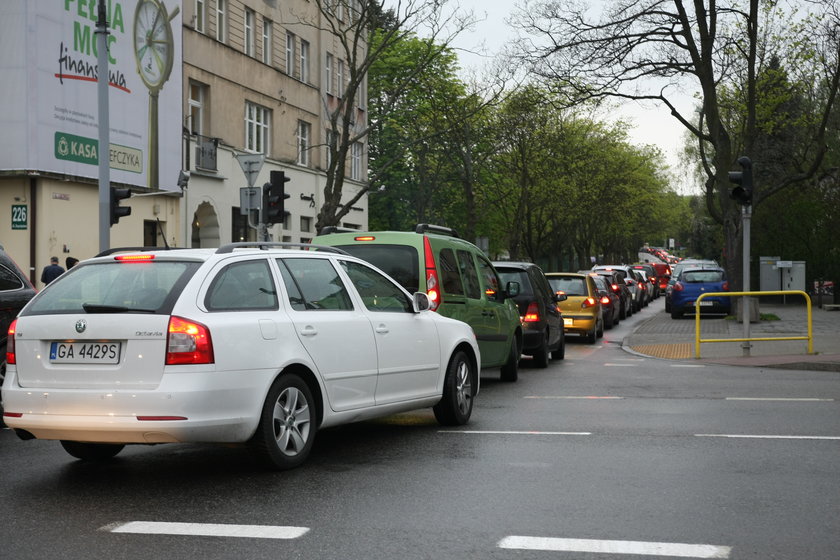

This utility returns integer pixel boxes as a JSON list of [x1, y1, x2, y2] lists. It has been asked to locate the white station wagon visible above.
[[2, 243, 480, 469]]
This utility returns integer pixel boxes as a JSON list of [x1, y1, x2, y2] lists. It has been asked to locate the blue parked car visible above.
[[670, 267, 731, 319]]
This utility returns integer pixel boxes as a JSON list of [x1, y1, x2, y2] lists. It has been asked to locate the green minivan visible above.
[[317, 224, 524, 381]]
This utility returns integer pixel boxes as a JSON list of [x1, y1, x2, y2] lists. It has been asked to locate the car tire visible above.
[[500, 336, 520, 382], [665, 300, 671, 313], [60, 441, 125, 461], [251, 373, 316, 470], [586, 328, 597, 344], [433, 350, 475, 426], [597, 318, 604, 338], [619, 301, 627, 320], [671, 309, 683, 320], [532, 332, 550, 369]]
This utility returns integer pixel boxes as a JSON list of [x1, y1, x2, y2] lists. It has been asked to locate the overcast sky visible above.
[[445, 0, 698, 193]]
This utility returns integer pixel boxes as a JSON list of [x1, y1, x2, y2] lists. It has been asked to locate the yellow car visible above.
[[545, 273, 604, 344]]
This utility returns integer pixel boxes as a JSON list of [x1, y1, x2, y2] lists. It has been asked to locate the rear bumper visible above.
[[562, 314, 597, 334], [1, 366, 272, 444]]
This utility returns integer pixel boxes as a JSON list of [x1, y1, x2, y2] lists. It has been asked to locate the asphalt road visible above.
[[2, 299, 839, 559]]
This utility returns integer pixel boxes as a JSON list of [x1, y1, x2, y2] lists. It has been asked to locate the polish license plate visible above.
[[699, 301, 714, 307], [563, 318, 573, 326], [50, 342, 121, 364]]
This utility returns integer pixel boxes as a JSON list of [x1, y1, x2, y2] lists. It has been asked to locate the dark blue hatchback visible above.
[[670, 267, 731, 319]]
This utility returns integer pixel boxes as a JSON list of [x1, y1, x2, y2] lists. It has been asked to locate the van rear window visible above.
[[333, 244, 420, 294]]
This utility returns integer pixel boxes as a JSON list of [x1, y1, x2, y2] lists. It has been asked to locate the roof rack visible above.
[[215, 242, 348, 255], [95, 246, 187, 257], [318, 226, 359, 236], [414, 223, 460, 238]]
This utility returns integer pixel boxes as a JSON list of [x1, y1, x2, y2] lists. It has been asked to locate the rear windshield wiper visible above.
[[82, 303, 157, 314]]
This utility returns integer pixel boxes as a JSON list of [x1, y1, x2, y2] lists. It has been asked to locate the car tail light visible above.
[[722, 282, 729, 291], [423, 236, 441, 311], [600, 295, 611, 305], [166, 316, 214, 365], [674, 282, 684, 292], [6, 319, 16, 365], [523, 302, 540, 322], [581, 297, 596, 309], [115, 254, 155, 262], [611, 283, 620, 292], [354, 236, 376, 241]]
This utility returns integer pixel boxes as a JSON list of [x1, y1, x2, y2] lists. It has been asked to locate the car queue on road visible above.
[[2, 226, 691, 471]]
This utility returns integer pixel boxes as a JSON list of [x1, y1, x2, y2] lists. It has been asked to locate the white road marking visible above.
[[696, 434, 840, 440], [604, 363, 637, 367], [524, 396, 624, 400], [441, 430, 591, 436], [107, 521, 309, 539], [725, 397, 834, 402], [671, 364, 706, 368], [498, 536, 731, 558]]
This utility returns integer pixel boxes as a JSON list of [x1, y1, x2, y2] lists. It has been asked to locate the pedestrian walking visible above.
[[41, 256, 65, 285]]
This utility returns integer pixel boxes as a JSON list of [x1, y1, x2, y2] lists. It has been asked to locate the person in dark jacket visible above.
[[41, 256, 65, 285]]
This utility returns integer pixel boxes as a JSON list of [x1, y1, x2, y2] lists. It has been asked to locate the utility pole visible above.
[[96, 0, 110, 253]]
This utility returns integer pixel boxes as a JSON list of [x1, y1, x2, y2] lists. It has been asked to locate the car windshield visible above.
[[332, 244, 419, 294], [23, 260, 200, 315], [682, 270, 724, 283], [548, 277, 585, 296]]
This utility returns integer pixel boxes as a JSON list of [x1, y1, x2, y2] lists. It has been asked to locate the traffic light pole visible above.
[[742, 204, 752, 356], [96, 0, 110, 253]]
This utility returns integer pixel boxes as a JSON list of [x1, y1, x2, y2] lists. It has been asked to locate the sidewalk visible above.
[[623, 301, 840, 372]]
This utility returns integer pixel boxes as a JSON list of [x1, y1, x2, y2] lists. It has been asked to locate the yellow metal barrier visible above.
[[694, 290, 813, 358]]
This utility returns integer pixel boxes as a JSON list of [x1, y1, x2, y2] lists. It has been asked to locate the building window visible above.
[[195, 0, 205, 33], [244, 8, 255, 57], [262, 19, 273, 64], [286, 32, 296, 77], [297, 120, 311, 166], [325, 53, 334, 95], [336, 59, 344, 98], [300, 216, 312, 233], [325, 128, 334, 168], [351, 142, 363, 180], [216, 0, 227, 42], [188, 81, 206, 136], [300, 39, 310, 82], [245, 102, 270, 154]]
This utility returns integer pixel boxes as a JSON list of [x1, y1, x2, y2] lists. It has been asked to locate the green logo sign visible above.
[[12, 204, 28, 230], [55, 132, 98, 165]]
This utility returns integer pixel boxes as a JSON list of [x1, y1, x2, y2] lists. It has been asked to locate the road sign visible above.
[[240, 187, 260, 215], [235, 153, 265, 187]]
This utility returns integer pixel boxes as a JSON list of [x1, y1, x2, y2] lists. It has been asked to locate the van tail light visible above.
[[523, 302, 540, 322], [674, 282, 684, 292], [722, 282, 730, 291], [166, 316, 214, 365], [6, 319, 16, 365], [581, 297, 596, 309], [423, 236, 441, 311]]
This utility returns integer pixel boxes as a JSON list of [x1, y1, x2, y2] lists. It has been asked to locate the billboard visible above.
[[0, 0, 182, 191]]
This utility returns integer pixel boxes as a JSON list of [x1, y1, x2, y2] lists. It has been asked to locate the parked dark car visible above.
[[589, 269, 632, 319], [632, 263, 660, 298], [1, 248, 37, 409], [590, 274, 620, 329], [494, 262, 565, 367]]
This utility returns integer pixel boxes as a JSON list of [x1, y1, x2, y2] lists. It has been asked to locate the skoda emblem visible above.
[[75, 319, 87, 334]]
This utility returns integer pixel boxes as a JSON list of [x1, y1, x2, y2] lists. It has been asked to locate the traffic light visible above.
[[263, 170, 291, 225], [728, 156, 753, 206], [110, 187, 132, 225]]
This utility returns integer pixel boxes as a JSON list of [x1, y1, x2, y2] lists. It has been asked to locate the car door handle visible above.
[[375, 324, 389, 334], [300, 325, 318, 337]]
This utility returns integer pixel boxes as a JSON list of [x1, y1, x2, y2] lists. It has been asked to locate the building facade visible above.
[[0, 0, 368, 286]]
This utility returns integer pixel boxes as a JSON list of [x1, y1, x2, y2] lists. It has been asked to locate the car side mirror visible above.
[[413, 292, 432, 312], [554, 291, 567, 302]]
